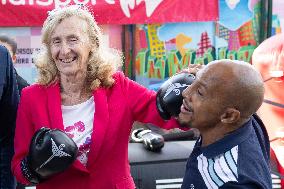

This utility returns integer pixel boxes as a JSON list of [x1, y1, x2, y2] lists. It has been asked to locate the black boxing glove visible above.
[[20, 127, 78, 184], [156, 72, 195, 120], [131, 128, 164, 152]]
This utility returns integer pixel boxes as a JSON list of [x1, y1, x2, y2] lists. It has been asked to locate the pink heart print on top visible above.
[[64, 121, 92, 165], [64, 121, 85, 138]]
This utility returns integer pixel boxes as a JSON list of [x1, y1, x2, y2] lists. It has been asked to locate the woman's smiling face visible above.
[[50, 16, 92, 77]]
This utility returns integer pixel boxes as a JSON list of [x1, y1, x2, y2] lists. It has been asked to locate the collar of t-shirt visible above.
[[195, 117, 253, 159]]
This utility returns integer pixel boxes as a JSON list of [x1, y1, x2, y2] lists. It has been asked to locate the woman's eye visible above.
[[53, 40, 60, 44], [70, 38, 78, 42]]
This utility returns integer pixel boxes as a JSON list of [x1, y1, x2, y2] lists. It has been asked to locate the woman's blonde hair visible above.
[[34, 5, 122, 90]]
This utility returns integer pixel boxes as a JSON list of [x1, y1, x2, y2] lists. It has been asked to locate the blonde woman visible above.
[[12, 6, 179, 189]]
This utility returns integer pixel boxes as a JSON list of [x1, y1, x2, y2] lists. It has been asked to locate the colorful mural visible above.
[[132, 0, 262, 89]]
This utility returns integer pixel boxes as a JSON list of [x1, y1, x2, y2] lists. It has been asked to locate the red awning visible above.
[[0, 0, 219, 26]]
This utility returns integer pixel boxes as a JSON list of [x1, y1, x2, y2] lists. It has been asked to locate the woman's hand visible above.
[[178, 64, 204, 76], [187, 64, 204, 75]]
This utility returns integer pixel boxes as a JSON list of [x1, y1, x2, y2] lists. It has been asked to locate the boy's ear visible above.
[[220, 108, 240, 124], [12, 55, 17, 63]]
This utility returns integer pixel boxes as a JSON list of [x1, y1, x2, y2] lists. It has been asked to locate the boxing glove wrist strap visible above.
[[20, 157, 41, 184], [131, 129, 152, 142]]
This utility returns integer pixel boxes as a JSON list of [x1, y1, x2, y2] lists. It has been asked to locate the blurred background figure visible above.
[[0, 45, 19, 189], [252, 33, 284, 188], [0, 35, 29, 94], [0, 35, 29, 189]]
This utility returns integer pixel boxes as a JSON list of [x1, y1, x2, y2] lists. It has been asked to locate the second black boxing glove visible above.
[[156, 72, 195, 120], [21, 127, 78, 184], [131, 128, 165, 152]]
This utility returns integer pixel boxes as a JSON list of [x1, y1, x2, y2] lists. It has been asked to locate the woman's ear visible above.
[[220, 108, 240, 124]]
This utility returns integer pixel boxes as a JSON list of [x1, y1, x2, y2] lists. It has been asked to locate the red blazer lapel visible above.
[[46, 82, 64, 131], [87, 87, 109, 169]]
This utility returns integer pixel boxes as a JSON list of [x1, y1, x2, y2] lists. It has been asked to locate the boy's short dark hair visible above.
[[0, 35, 17, 55]]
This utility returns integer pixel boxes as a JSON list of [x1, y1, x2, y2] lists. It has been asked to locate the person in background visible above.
[[11, 5, 181, 189], [178, 60, 272, 189], [252, 33, 284, 188], [0, 35, 30, 189], [0, 45, 19, 189], [0, 35, 29, 94]]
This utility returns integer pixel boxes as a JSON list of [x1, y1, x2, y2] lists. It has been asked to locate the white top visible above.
[[61, 96, 95, 166]]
